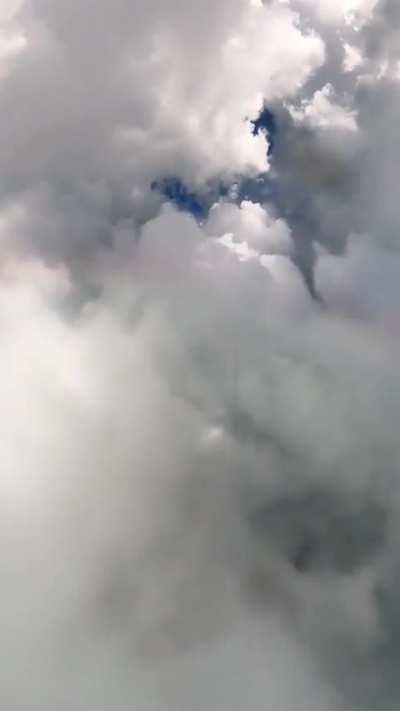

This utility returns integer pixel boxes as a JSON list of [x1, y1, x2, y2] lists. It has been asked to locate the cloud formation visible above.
[[1, 1, 400, 709]]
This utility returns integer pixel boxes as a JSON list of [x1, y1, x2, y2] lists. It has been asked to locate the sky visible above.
[[1, 0, 400, 709]]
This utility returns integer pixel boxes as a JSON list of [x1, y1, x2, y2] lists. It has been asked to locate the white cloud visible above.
[[293, 0, 378, 28], [1, 1, 400, 709], [343, 42, 364, 72], [0, 0, 324, 216], [206, 200, 293, 255], [289, 84, 358, 132], [1, 203, 399, 708]]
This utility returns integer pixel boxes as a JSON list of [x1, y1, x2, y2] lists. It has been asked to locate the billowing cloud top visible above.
[[1, 1, 400, 709]]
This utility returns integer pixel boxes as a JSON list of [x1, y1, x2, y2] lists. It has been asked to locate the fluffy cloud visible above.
[[293, 0, 379, 27], [0, 0, 323, 221], [0, 202, 399, 710], [1, 0, 400, 710], [288, 84, 358, 132]]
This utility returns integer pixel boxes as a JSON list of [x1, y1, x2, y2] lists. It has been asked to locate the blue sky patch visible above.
[[251, 107, 277, 157], [151, 178, 208, 219]]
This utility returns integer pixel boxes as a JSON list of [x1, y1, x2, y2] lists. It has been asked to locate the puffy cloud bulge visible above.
[[1, 1, 400, 709]]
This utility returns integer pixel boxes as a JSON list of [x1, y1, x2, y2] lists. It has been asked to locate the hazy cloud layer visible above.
[[1, 1, 400, 710]]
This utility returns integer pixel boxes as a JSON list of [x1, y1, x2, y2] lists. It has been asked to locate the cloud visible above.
[[0, 0, 323, 224], [205, 199, 293, 254], [288, 83, 358, 132], [0, 204, 399, 709], [1, 1, 400, 710], [293, 0, 379, 28]]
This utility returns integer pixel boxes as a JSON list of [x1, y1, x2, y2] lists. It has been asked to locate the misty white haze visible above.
[[1, 0, 400, 709]]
